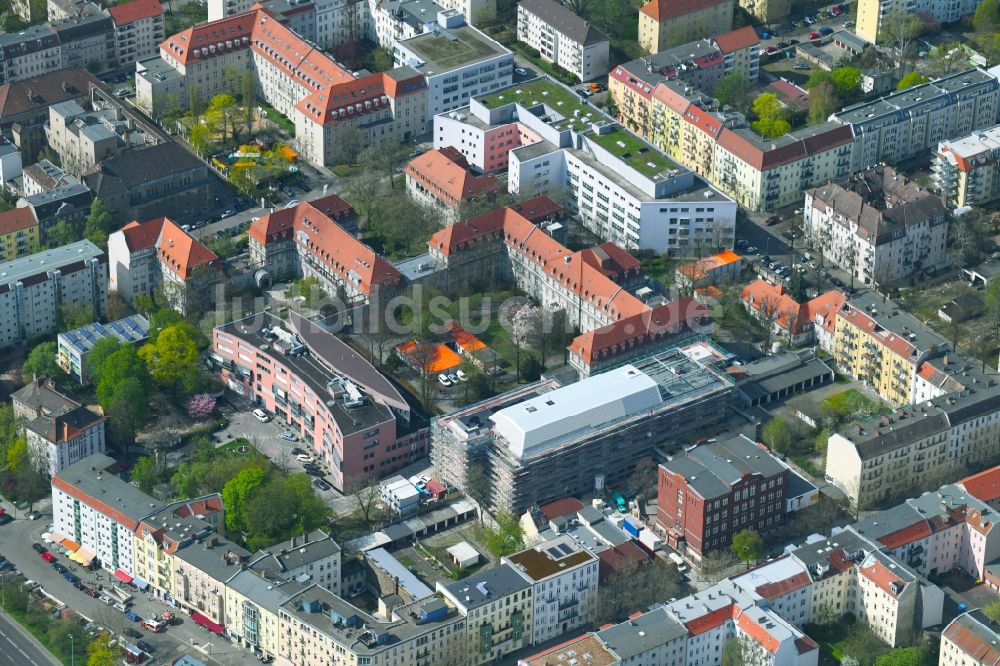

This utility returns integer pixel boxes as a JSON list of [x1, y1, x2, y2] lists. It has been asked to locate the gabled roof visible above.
[[944, 611, 1000, 666], [0, 69, 99, 119], [518, 0, 609, 45], [404, 147, 502, 208], [640, 0, 729, 21], [961, 466, 1000, 503], [117, 217, 218, 279], [717, 123, 854, 171], [858, 553, 910, 597], [250, 201, 403, 295], [108, 0, 162, 25], [0, 207, 37, 237], [712, 26, 760, 53]]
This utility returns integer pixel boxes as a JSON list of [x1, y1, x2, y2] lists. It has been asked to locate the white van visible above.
[[253, 408, 270, 423], [667, 552, 689, 573]]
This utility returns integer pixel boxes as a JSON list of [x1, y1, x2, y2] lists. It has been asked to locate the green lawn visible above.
[[587, 124, 676, 178], [406, 27, 505, 69], [478, 78, 589, 120]]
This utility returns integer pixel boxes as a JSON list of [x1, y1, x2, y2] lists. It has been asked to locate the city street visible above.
[[0, 612, 60, 666], [0, 502, 246, 666]]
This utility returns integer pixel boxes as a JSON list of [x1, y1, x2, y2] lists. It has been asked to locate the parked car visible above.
[[842, 20, 854, 26], [808, 31, 821, 39], [41, 551, 55, 563], [253, 408, 270, 423], [777, 41, 789, 48], [53, 562, 68, 574], [136, 640, 154, 653], [758, 30, 771, 39], [455, 369, 468, 381], [794, 63, 810, 69], [746, 246, 758, 254], [803, 16, 815, 24], [765, 215, 781, 226], [291, 447, 304, 456], [123, 628, 142, 640], [125, 611, 141, 622], [819, 26, 834, 35], [788, 38, 799, 44], [140, 619, 165, 633], [82, 586, 98, 598], [313, 478, 332, 491], [63, 572, 79, 584], [296, 454, 314, 463], [280, 432, 296, 441], [304, 466, 323, 477], [437, 373, 453, 387], [514, 67, 527, 75], [765, 45, 778, 54], [0, 514, 11, 526], [32, 543, 46, 553]]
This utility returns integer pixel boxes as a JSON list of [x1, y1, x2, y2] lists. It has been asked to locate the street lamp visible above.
[[69, 633, 74, 666]]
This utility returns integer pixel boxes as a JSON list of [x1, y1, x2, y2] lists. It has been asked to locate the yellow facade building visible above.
[[637, 0, 733, 54], [0, 208, 38, 260]]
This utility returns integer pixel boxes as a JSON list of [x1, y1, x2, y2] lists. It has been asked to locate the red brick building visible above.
[[656, 433, 787, 559]]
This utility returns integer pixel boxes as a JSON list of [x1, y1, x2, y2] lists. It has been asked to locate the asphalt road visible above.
[[0, 611, 60, 666]]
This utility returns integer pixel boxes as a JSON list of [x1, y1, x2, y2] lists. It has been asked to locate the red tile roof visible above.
[[944, 616, 1000, 665], [877, 521, 932, 550], [806, 289, 846, 336], [0, 207, 37, 237], [837, 301, 928, 362], [120, 218, 165, 252], [597, 541, 651, 581], [713, 26, 760, 53], [640, 0, 729, 21], [684, 603, 735, 635], [652, 82, 694, 115], [250, 201, 403, 295], [741, 280, 807, 333], [161, 10, 422, 128], [755, 571, 811, 600], [736, 610, 781, 654], [157, 219, 220, 279], [961, 466, 1000, 503], [539, 497, 584, 521], [405, 148, 502, 209], [859, 558, 906, 597], [511, 195, 564, 223], [716, 124, 855, 171], [569, 298, 709, 364], [108, 0, 162, 25]]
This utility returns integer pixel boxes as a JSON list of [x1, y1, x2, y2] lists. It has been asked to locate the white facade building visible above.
[[0, 240, 106, 349], [393, 13, 513, 119], [804, 167, 949, 287], [516, 0, 608, 82], [504, 535, 598, 643], [435, 79, 736, 254], [932, 123, 1000, 208], [26, 404, 105, 475], [52, 453, 163, 576]]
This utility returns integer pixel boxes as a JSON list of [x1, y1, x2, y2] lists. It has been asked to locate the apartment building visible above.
[[0, 240, 106, 349], [225, 569, 304, 662], [138, 9, 428, 167], [804, 167, 949, 287], [51, 11, 115, 73], [172, 535, 251, 630], [107, 216, 221, 315], [12, 376, 76, 422], [394, 14, 513, 118], [428, 204, 710, 376], [45, 100, 124, 175], [519, 634, 623, 666], [247, 197, 406, 308], [856, 0, 977, 44], [0, 68, 100, 163], [17, 173, 93, 239], [503, 535, 598, 644], [278, 585, 467, 666], [52, 453, 162, 576], [131, 495, 225, 599], [405, 147, 503, 221], [210, 312, 427, 490], [516, 0, 609, 82], [932, 123, 1000, 208], [431, 343, 734, 514], [833, 68, 1000, 173], [108, 0, 164, 68], [26, 401, 105, 475], [713, 26, 761, 82], [437, 563, 533, 663], [656, 433, 788, 559], [739, 0, 789, 24], [741, 280, 847, 348], [941, 611, 1000, 666], [833, 291, 950, 405], [637, 0, 733, 54], [57, 314, 150, 383], [0, 26, 63, 85], [0, 208, 39, 261], [248, 530, 342, 595]]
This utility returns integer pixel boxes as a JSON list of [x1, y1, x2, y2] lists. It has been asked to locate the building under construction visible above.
[[431, 338, 735, 515]]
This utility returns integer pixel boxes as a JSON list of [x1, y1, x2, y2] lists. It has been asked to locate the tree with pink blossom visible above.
[[186, 394, 216, 420]]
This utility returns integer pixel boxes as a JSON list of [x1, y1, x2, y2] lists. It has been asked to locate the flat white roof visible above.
[[490, 365, 663, 459]]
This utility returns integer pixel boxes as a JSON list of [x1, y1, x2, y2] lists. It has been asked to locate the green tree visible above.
[[6, 437, 28, 472], [722, 637, 745, 666], [974, 0, 999, 33], [83, 198, 113, 248], [139, 323, 201, 390], [873, 647, 926, 666], [751, 93, 791, 139], [806, 70, 834, 90], [60, 302, 96, 331], [222, 466, 267, 533], [189, 123, 213, 156], [761, 416, 793, 453], [808, 81, 838, 124], [105, 377, 151, 453], [880, 11, 924, 68], [206, 93, 237, 143], [44, 219, 76, 248], [86, 336, 121, 385], [519, 353, 543, 382], [984, 599, 1000, 623], [486, 512, 525, 557], [896, 71, 928, 90], [147, 307, 184, 339], [831, 67, 862, 99], [86, 636, 116, 666], [713, 73, 755, 115], [96, 346, 149, 407], [23, 342, 64, 379], [731, 529, 763, 567], [130, 456, 160, 494]]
